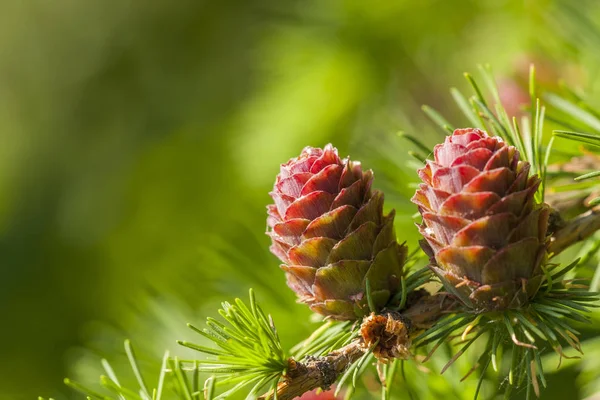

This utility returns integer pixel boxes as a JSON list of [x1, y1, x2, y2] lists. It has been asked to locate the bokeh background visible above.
[[2, 0, 600, 399]]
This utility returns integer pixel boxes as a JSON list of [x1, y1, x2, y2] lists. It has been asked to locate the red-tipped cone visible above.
[[412, 128, 549, 310], [267, 145, 406, 320]]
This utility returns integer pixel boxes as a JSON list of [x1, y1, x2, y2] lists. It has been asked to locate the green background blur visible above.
[[2, 1, 600, 399]]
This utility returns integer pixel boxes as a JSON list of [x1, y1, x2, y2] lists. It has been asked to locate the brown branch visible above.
[[260, 293, 455, 400], [262, 341, 366, 400], [548, 207, 600, 256]]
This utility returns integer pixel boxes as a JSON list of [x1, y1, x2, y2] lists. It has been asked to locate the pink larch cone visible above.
[[267, 145, 406, 320], [412, 128, 549, 310]]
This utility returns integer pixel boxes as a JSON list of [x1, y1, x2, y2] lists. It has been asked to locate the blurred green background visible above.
[[2, 0, 600, 399]]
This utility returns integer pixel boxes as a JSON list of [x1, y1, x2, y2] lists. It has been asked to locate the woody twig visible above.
[[260, 294, 454, 400], [549, 207, 600, 256]]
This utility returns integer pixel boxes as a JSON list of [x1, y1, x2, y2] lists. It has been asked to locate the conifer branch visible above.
[[261, 294, 455, 400], [55, 67, 600, 400], [549, 206, 600, 256], [261, 341, 366, 400]]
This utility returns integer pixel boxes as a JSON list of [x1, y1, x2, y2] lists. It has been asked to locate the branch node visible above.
[[360, 311, 412, 362]]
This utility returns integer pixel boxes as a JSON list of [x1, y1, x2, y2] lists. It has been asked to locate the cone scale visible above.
[[267, 145, 406, 320], [412, 128, 549, 311]]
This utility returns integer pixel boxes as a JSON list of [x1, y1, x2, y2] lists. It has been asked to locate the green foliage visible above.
[[413, 259, 599, 400], [62, 291, 287, 400], [545, 86, 600, 288], [291, 320, 356, 360], [62, 341, 194, 400], [551, 128, 600, 207], [179, 289, 286, 400]]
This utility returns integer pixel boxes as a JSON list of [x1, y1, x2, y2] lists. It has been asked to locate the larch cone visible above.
[[412, 129, 549, 310], [267, 145, 407, 320]]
